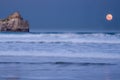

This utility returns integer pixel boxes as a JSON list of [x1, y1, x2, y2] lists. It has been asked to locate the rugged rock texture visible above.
[[0, 12, 29, 32]]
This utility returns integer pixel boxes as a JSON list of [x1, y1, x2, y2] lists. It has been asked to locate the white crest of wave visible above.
[[0, 33, 120, 43]]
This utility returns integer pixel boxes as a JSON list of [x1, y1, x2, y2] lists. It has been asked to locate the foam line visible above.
[[0, 33, 120, 43], [0, 51, 120, 59]]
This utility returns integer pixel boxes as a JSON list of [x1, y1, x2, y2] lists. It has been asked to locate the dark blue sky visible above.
[[0, 0, 120, 32]]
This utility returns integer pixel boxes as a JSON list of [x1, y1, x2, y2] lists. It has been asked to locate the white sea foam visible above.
[[0, 33, 120, 59], [0, 33, 120, 43], [0, 51, 120, 59]]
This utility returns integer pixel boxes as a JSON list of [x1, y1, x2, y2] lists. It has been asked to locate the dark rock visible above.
[[0, 12, 29, 32]]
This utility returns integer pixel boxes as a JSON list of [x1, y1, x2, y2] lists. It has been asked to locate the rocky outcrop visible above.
[[0, 12, 29, 32]]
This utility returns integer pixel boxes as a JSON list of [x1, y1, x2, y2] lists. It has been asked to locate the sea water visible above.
[[0, 32, 120, 80]]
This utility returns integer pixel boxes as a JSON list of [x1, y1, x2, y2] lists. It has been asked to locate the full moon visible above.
[[106, 14, 113, 21]]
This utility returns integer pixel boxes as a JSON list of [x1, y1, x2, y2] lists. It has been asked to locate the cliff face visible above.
[[0, 12, 29, 32]]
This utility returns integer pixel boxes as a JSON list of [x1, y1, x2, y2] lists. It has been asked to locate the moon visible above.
[[106, 14, 113, 21]]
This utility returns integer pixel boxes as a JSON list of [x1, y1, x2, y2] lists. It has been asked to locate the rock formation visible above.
[[0, 12, 29, 32]]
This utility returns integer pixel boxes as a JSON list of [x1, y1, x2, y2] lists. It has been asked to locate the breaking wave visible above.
[[0, 32, 120, 43], [0, 32, 120, 59]]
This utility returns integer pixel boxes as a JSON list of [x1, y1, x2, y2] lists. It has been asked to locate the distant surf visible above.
[[0, 32, 120, 59], [0, 32, 120, 43]]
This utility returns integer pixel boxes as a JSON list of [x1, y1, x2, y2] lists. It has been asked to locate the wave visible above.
[[0, 32, 120, 43], [0, 61, 115, 66]]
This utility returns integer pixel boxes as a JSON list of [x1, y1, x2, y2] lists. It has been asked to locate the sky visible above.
[[0, 0, 120, 32]]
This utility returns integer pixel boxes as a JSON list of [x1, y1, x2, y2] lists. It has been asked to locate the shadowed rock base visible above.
[[0, 12, 29, 32]]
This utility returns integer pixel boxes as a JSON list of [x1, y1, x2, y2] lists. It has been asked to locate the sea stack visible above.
[[0, 12, 29, 32]]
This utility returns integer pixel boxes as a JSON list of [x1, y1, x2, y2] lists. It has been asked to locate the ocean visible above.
[[0, 32, 120, 80]]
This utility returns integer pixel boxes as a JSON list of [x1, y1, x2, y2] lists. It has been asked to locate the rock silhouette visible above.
[[0, 12, 29, 32]]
